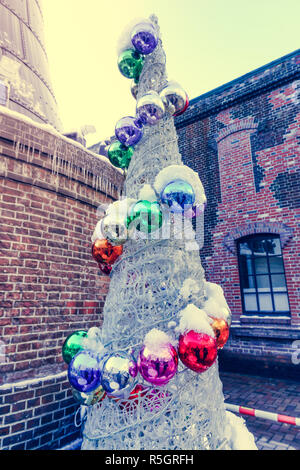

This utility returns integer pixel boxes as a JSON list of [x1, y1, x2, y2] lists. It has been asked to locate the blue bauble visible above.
[[68, 350, 102, 393], [115, 116, 143, 147], [161, 179, 195, 213], [101, 352, 138, 399]]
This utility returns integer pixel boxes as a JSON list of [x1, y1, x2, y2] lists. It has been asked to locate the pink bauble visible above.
[[138, 343, 178, 386], [178, 330, 217, 373]]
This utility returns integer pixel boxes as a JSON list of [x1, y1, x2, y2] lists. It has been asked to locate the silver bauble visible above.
[[101, 217, 128, 245], [136, 91, 165, 126], [159, 81, 187, 116], [101, 351, 138, 399], [131, 80, 139, 100]]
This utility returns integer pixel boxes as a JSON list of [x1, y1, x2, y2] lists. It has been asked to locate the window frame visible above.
[[237, 234, 290, 316]]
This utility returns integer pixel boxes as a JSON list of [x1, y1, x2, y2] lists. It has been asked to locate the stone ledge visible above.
[[0, 108, 124, 199], [230, 324, 300, 339]]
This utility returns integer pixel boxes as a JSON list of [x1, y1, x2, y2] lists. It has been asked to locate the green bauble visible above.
[[128, 200, 163, 233], [62, 330, 87, 364], [107, 141, 134, 169], [118, 49, 144, 80]]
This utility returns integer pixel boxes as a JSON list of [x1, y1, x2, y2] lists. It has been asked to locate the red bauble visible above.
[[92, 239, 123, 265], [174, 95, 189, 116], [178, 330, 217, 373], [118, 384, 147, 411], [210, 318, 230, 349], [98, 263, 112, 275]]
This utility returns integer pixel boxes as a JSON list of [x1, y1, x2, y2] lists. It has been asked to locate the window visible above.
[[237, 234, 290, 315]]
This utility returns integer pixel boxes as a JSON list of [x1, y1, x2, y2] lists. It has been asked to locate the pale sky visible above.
[[42, 0, 300, 147]]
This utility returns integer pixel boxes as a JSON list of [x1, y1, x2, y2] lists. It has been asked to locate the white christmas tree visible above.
[[78, 15, 257, 450]]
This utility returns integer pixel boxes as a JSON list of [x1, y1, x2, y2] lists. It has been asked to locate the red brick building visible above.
[[0, 109, 124, 449], [175, 49, 300, 379]]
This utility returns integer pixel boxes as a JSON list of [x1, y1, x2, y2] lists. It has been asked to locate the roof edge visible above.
[[189, 49, 300, 106]]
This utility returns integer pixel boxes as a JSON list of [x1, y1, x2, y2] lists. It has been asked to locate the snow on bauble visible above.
[[138, 184, 157, 202], [91, 219, 104, 243], [82, 327, 105, 355], [143, 328, 178, 352], [176, 304, 214, 338], [117, 17, 155, 55], [105, 198, 137, 220], [203, 280, 231, 323], [102, 198, 137, 245], [179, 278, 201, 300]]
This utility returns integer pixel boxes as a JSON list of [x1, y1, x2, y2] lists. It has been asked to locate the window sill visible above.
[[239, 314, 291, 326], [230, 321, 300, 340]]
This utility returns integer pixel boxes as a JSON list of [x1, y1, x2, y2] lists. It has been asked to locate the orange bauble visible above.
[[92, 239, 123, 265], [211, 318, 230, 349]]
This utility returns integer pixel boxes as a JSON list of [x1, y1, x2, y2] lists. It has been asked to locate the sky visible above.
[[42, 0, 300, 147]]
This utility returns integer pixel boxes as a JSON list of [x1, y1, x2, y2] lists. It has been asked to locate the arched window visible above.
[[237, 234, 290, 315]]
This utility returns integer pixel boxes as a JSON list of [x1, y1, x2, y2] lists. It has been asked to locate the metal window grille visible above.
[[237, 234, 290, 315]]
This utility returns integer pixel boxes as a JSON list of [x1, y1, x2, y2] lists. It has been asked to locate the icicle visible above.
[[14, 139, 20, 160]]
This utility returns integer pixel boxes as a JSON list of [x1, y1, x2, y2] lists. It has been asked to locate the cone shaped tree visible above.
[[81, 15, 257, 451]]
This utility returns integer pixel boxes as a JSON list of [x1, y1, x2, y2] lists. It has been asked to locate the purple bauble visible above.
[[115, 116, 144, 147], [131, 22, 158, 55], [138, 343, 178, 386], [136, 91, 165, 126], [68, 350, 102, 393]]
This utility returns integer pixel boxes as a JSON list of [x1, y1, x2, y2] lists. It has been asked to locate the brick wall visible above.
[[0, 109, 124, 449], [175, 50, 300, 379]]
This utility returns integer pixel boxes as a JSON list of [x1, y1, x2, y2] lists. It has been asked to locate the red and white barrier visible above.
[[225, 403, 300, 427]]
